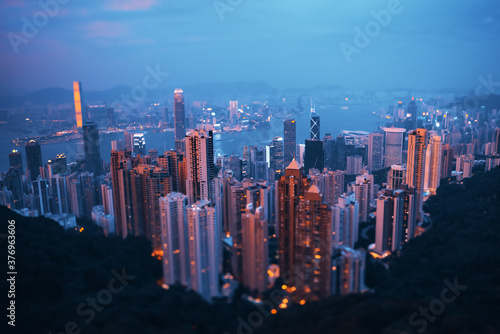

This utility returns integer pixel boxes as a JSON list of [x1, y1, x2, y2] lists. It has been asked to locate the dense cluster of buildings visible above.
[[1, 84, 499, 305]]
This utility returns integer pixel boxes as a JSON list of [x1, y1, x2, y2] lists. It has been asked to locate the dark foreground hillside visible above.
[[1, 167, 500, 334]]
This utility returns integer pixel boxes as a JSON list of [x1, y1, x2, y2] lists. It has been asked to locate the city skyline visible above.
[[1, 1, 500, 333]]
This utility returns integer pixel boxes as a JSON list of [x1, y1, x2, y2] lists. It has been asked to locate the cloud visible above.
[[85, 21, 128, 38], [105, 0, 157, 11]]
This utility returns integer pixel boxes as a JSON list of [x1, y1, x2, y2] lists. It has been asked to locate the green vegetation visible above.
[[2, 166, 500, 333]]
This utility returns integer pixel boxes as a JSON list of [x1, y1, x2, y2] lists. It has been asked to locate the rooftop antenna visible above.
[[310, 97, 316, 114]]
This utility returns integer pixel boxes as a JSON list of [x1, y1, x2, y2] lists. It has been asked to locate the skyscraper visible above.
[[304, 139, 324, 174], [323, 134, 336, 171], [185, 130, 216, 205], [424, 135, 442, 195], [324, 170, 344, 206], [493, 127, 500, 155], [294, 184, 332, 301], [186, 200, 220, 301], [83, 121, 103, 175], [332, 194, 359, 248], [387, 164, 406, 190], [441, 144, 453, 180], [9, 150, 23, 174], [132, 133, 147, 156], [368, 133, 384, 171], [310, 115, 320, 140], [25, 140, 42, 181], [229, 101, 239, 124], [160, 192, 190, 287], [32, 177, 50, 215], [375, 187, 416, 254], [110, 149, 132, 238], [241, 203, 268, 294], [383, 128, 406, 167], [51, 174, 70, 214], [407, 100, 418, 130], [48, 154, 67, 177], [73, 81, 83, 128], [406, 129, 429, 222], [174, 89, 186, 152], [277, 159, 310, 278], [346, 155, 363, 175], [269, 136, 284, 179], [283, 119, 296, 167], [352, 180, 369, 223], [331, 246, 366, 296]]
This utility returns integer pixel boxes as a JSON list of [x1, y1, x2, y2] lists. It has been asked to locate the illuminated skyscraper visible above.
[[277, 159, 310, 277], [160, 192, 190, 287], [368, 133, 384, 171], [269, 136, 284, 179], [47, 154, 67, 177], [241, 203, 268, 294], [132, 133, 147, 156], [25, 140, 43, 181], [383, 128, 406, 167], [185, 130, 216, 205], [424, 135, 442, 195], [295, 184, 332, 301], [83, 121, 103, 175], [310, 101, 320, 139], [186, 200, 220, 301], [310, 116, 320, 140], [283, 119, 296, 167], [174, 89, 186, 151], [406, 129, 429, 221], [73, 81, 83, 128]]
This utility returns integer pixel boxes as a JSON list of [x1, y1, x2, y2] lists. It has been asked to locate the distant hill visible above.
[[0, 81, 280, 108]]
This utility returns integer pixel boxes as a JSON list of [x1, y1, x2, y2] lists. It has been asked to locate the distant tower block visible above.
[[73, 81, 83, 128]]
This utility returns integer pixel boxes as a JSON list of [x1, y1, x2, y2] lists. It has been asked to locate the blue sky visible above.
[[1, 0, 499, 95]]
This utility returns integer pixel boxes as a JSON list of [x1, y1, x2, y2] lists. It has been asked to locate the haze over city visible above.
[[1, 0, 500, 95]]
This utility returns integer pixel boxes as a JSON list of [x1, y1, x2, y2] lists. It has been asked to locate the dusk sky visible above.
[[1, 0, 499, 95]]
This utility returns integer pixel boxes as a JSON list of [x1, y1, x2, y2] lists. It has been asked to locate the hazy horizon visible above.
[[1, 0, 499, 96]]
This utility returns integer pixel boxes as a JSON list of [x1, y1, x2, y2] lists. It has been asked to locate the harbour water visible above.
[[0, 103, 389, 172]]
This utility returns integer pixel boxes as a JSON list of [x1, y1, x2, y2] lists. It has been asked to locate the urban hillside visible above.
[[2, 166, 500, 334]]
